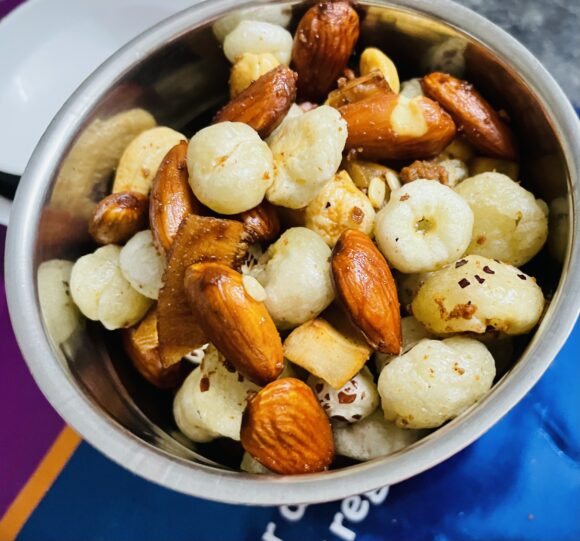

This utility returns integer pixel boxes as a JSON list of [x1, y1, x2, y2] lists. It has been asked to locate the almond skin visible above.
[[292, 1, 360, 101], [421, 72, 517, 160], [150, 141, 206, 254], [331, 229, 402, 354], [241, 378, 335, 474], [339, 92, 456, 160], [185, 262, 284, 385], [327, 71, 393, 108], [88, 191, 148, 245], [237, 201, 280, 243], [121, 308, 183, 389], [213, 66, 297, 138]]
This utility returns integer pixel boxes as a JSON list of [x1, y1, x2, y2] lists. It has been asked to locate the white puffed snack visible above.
[[174, 345, 260, 441], [399, 78, 424, 99], [112, 126, 186, 195], [455, 172, 548, 266], [304, 170, 376, 246], [240, 452, 272, 474], [375, 316, 432, 372], [119, 230, 165, 300], [229, 52, 280, 97], [38, 260, 83, 345], [378, 337, 496, 428], [438, 159, 469, 187], [265, 103, 303, 142], [250, 227, 334, 329], [374, 179, 474, 273], [173, 369, 219, 443], [213, 4, 292, 43], [70, 245, 152, 330], [307, 367, 379, 423], [187, 122, 274, 214], [333, 410, 421, 461], [396, 270, 437, 309], [223, 20, 293, 65], [411, 255, 545, 335], [267, 106, 348, 209]]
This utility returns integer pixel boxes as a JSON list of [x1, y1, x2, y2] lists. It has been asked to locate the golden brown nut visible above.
[[421, 72, 517, 160], [149, 141, 205, 254], [326, 71, 393, 108], [237, 201, 280, 243], [339, 92, 456, 160], [213, 65, 297, 138], [331, 230, 402, 354], [121, 308, 183, 389], [157, 215, 248, 367], [241, 378, 335, 474], [400, 160, 449, 185], [185, 263, 284, 385], [88, 191, 148, 245], [292, 1, 360, 101]]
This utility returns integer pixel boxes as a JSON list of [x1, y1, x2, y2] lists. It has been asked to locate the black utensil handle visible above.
[[0, 171, 19, 200]]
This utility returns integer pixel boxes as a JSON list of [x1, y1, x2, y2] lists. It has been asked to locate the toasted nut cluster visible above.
[[241, 378, 335, 474], [400, 160, 448, 185], [378, 337, 495, 428], [305, 171, 375, 246], [174, 345, 260, 441], [119, 230, 166, 300], [89, 191, 149, 245], [223, 20, 293, 65], [70, 245, 152, 330], [412, 255, 545, 335], [359, 47, 400, 93], [229, 52, 280, 97], [187, 122, 274, 214], [333, 410, 421, 461], [250, 227, 334, 328], [267, 105, 347, 209], [374, 179, 474, 273], [456, 172, 548, 266], [307, 367, 379, 423]]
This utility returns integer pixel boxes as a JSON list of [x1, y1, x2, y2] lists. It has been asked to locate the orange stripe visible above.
[[0, 426, 81, 541]]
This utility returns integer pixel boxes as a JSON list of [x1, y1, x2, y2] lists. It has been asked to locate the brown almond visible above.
[[241, 378, 335, 474], [213, 66, 297, 138], [327, 71, 393, 108], [292, 1, 360, 101], [88, 191, 148, 245], [339, 92, 456, 160], [157, 215, 248, 367], [121, 308, 183, 389], [185, 262, 283, 385], [421, 72, 517, 160], [149, 141, 206, 254], [331, 229, 402, 354], [237, 201, 280, 243]]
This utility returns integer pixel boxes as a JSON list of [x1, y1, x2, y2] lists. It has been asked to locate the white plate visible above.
[[0, 0, 196, 175]]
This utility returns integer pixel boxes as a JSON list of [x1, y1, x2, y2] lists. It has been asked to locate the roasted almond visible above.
[[150, 141, 205, 254], [240, 378, 335, 474], [121, 308, 183, 389], [237, 201, 280, 243], [292, 1, 360, 101], [157, 215, 248, 367], [339, 92, 456, 160], [331, 229, 402, 354], [185, 262, 283, 386], [421, 72, 517, 160], [88, 191, 148, 245], [213, 65, 297, 139], [327, 71, 393, 108]]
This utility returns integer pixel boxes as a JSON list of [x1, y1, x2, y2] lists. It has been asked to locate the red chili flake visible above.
[[458, 278, 471, 288], [325, 202, 331, 209], [483, 265, 495, 274], [517, 274, 527, 280], [474, 274, 485, 284], [199, 377, 210, 392], [222, 359, 236, 373], [338, 391, 357, 404], [400, 194, 410, 201], [455, 259, 468, 268], [315, 383, 324, 393]]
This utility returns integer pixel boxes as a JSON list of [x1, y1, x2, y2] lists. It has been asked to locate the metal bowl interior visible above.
[[6, 0, 580, 505]]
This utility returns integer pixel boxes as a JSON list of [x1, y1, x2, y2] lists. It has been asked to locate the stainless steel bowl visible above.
[[5, 0, 580, 505]]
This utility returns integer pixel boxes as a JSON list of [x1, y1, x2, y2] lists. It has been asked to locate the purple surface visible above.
[[0, 0, 23, 19], [0, 225, 64, 515]]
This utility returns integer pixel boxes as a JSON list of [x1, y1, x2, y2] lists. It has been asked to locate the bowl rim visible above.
[[6, 0, 580, 505]]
